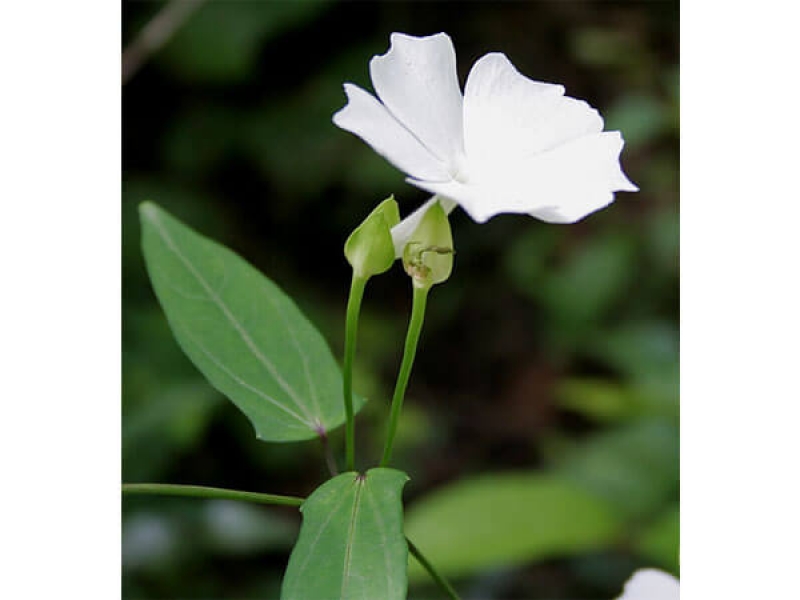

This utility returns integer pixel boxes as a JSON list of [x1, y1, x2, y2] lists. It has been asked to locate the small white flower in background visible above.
[[333, 32, 638, 254], [616, 569, 680, 600]]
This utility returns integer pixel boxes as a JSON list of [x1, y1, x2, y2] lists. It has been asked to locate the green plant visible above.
[[123, 31, 677, 600]]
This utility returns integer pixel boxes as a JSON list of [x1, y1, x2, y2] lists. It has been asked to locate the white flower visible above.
[[616, 569, 680, 600], [333, 32, 638, 253]]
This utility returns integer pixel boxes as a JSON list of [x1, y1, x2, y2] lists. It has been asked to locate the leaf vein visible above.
[[269, 293, 324, 423], [365, 485, 395, 597], [341, 477, 365, 599], [292, 484, 355, 587], [149, 212, 316, 424], [177, 321, 314, 428]]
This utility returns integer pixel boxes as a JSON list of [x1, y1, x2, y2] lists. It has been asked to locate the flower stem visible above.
[[380, 284, 429, 467], [407, 537, 461, 600], [343, 274, 368, 472], [122, 483, 303, 507]]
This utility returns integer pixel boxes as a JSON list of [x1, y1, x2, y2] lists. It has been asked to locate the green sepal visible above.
[[344, 196, 401, 278], [401, 200, 454, 289]]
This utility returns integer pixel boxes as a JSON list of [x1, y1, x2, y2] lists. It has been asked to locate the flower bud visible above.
[[401, 200, 454, 289], [345, 196, 401, 278]]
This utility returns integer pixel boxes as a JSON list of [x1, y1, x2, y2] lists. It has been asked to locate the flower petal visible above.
[[525, 131, 638, 223], [333, 83, 450, 182], [410, 131, 637, 224], [407, 178, 492, 223], [616, 569, 680, 600], [463, 53, 604, 174], [390, 196, 457, 257], [370, 33, 465, 170]]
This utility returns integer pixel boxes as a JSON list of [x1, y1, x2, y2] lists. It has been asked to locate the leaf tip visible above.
[[138, 201, 161, 222]]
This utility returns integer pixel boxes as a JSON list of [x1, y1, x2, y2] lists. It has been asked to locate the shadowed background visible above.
[[122, 1, 678, 598]]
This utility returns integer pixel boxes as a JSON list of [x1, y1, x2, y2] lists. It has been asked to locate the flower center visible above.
[[449, 154, 470, 184]]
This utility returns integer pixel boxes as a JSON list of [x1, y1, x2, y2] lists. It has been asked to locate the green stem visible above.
[[122, 483, 304, 507], [381, 284, 429, 467], [407, 537, 461, 600], [123, 487, 457, 597], [343, 273, 367, 472]]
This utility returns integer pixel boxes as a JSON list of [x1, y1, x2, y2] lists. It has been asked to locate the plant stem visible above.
[[123, 486, 458, 597], [407, 537, 461, 600], [343, 273, 367, 472], [122, 483, 303, 507], [318, 430, 339, 477], [380, 284, 429, 467]]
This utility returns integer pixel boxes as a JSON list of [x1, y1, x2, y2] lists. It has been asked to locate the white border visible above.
[[682, 2, 799, 599], [0, 2, 121, 597]]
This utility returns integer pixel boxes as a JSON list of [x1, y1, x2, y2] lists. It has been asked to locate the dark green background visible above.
[[122, 1, 678, 598]]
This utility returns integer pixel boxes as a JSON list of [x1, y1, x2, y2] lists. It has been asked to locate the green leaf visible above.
[[604, 93, 670, 149], [587, 320, 679, 380], [555, 377, 678, 423], [584, 321, 679, 419], [555, 377, 644, 423], [404, 473, 621, 580], [634, 504, 680, 574], [139, 202, 362, 442], [554, 420, 679, 520], [539, 233, 637, 334], [281, 469, 409, 600]]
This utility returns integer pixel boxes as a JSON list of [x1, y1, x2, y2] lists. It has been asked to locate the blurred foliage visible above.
[[405, 474, 622, 581], [158, 1, 333, 83], [122, 1, 678, 598]]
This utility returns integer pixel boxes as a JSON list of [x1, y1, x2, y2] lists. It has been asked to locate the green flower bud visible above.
[[401, 200, 454, 289], [344, 196, 401, 278]]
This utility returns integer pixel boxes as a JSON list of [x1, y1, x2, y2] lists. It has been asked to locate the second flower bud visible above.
[[401, 200, 454, 289]]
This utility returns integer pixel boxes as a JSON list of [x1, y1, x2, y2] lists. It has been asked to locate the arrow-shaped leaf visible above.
[[139, 202, 363, 442], [282, 468, 409, 600]]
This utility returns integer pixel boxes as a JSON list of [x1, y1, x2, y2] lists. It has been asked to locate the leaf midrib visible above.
[[176, 320, 313, 428], [340, 477, 365, 599], [147, 210, 317, 426]]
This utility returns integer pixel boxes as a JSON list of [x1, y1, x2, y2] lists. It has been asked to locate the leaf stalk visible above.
[[122, 483, 303, 507], [407, 537, 462, 600]]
